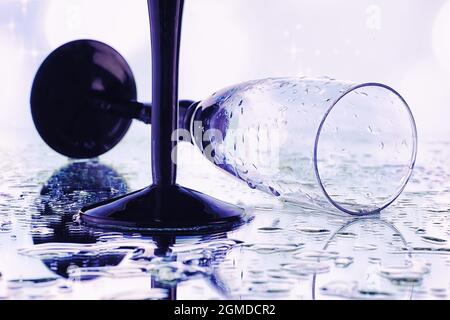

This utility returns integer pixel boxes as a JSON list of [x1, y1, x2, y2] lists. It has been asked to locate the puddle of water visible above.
[[0, 140, 450, 299]]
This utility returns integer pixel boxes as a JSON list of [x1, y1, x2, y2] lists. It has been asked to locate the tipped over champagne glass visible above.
[[189, 77, 417, 215]]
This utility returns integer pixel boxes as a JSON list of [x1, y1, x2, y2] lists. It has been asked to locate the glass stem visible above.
[[147, 0, 184, 187]]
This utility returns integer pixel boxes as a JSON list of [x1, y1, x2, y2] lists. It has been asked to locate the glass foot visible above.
[[79, 185, 250, 234]]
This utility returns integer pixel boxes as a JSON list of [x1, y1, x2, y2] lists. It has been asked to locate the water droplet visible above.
[[242, 243, 303, 254], [415, 228, 426, 234], [258, 227, 283, 233], [28, 226, 54, 237], [320, 281, 392, 299], [294, 250, 338, 261], [353, 243, 377, 251], [430, 288, 447, 298], [334, 256, 354, 268], [8, 277, 60, 290], [421, 235, 447, 245], [269, 186, 281, 196], [0, 220, 12, 232], [296, 227, 331, 235], [247, 181, 257, 189], [105, 289, 168, 300], [336, 231, 357, 239], [281, 261, 330, 275], [379, 261, 430, 284], [58, 284, 73, 293]]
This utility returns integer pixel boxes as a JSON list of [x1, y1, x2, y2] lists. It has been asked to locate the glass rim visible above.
[[313, 82, 418, 216]]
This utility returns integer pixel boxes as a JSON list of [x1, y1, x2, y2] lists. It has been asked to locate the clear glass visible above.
[[190, 77, 418, 215]]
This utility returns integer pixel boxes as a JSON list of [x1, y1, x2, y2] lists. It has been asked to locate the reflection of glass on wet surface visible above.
[[0, 136, 449, 300]]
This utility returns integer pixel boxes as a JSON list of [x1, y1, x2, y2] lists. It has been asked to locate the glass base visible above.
[[79, 184, 249, 234]]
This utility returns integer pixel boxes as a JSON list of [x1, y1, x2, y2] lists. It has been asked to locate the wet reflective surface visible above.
[[0, 136, 449, 300]]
